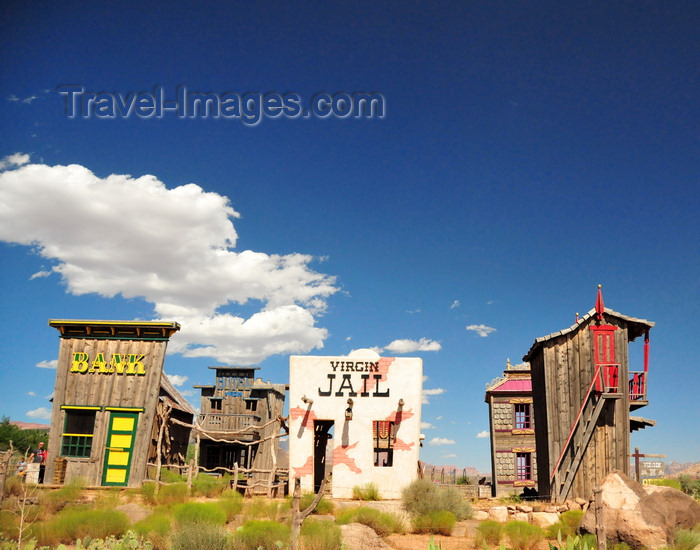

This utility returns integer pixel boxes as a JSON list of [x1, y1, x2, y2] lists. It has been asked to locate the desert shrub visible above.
[[233, 519, 290, 550], [140, 482, 157, 505], [192, 474, 228, 498], [298, 492, 334, 515], [546, 509, 584, 538], [171, 523, 228, 550], [352, 482, 380, 501], [401, 479, 472, 520], [159, 468, 185, 483], [581, 533, 598, 549], [40, 478, 86, 515], [674, 528, 700, 550], [159, 482, 189, 504], [475, 520, 504, 546], [0, 509, 18, 539], [504, 520, 544, 550], [243, 498, 287, 522], [133, 512, 171, 550], [2, 476, 23, 498], [217, 491, 245, 521], [549, 533, 597, 550], [30, 508, 129, 546], [412, 510, 456, 535], [301, 518, 343, 550], [335, 506, 405, 537], [173, 501, 226, 526]]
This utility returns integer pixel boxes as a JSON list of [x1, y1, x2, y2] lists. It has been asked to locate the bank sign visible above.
[[70, 352, 148, 375]]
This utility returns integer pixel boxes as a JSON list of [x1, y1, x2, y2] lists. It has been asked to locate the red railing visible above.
[[628, 371, 647, 401]]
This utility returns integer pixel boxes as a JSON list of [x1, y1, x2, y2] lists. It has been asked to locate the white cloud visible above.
[[26, 407, 52, 419], [450, 300, 460, 309], [27, 391, 36, 396], [421, 422, 435, 430], [0, 158, 339, 364], [422, 387, 446, 404], [0, 153, 30, 171], [428, 437, 455, 446], [35, 359, 58, 369], [166, 374, 188, 387], [466, 324, 497, 337], [476, 430, 490, 438], [30, 270, 52, 280], [384, 338, 441, 354], [442, 453, 457, 458], [435, 416, 443, 420]]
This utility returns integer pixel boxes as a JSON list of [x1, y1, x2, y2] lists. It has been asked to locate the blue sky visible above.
[[0, 1, 698, 473]]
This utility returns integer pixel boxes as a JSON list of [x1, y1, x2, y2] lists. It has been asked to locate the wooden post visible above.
[[0, 441, 14, 508], [186, 459, 194, 491], [594, 486, 606, 550], [232, 462, 239, 493], [194, 430, 200, 480], [154, 404, 170, 496], [290, 475, 328, 550], [633, 447, 641, 483]]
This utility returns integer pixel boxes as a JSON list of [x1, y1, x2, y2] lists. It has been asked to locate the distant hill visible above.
[[9, 421, 49, 431], [421, 463, 486, 480], [668, 461, 700, 478], [666, 460, 698, 477]]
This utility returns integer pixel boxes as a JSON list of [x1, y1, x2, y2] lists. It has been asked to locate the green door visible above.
[[102, 412, 139, 486]]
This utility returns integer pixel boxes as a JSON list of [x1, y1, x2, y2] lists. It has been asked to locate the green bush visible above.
[[504, 520, 544, 550], [0, 509, 18, 540], [233, 519, 289, 550], [171, 523, 229, 550], [217, 491, 245, 521], [335, 506, 405, 537], [243, 498, 287, 522], [401, 479, 472, 520], [299, 492, 334, 514], [674, 528, 700, 550], [192, 474, 228, 497], [546, 509, 584, 538], [352, 482, 380, 501], [40, 478, 86, 515], [173, 502, 226, 526], [646, 478, 682, 491], [159, 468, 185, 483], [412, 510, 456, 535], [549, 533, 597, 550], [31, 508, 129, 546], [476, 520, 504, 545], [132, 512, 171, 550], [301, 518, 343, 550]]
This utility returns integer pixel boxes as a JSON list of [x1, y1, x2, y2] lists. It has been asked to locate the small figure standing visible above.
[[29, 441, 48, 484], [16, 458, 27, 479]]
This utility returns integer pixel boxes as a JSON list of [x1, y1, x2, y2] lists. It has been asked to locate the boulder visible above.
[[530, 512, 559, 527], [340, 523, 392, 550], [516, 504, 534, 513], [472, 510, 489, 521], [512, 512, 530, 522], [580, 471, 700, 549], [489, 506, 509, 522]]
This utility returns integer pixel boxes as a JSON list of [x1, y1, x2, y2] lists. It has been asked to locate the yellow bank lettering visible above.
[[71, 352, 147, 376]]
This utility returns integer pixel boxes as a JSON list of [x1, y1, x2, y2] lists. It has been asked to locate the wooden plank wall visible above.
[[45, 337, 168, 486], [537, 317, 632, 501]]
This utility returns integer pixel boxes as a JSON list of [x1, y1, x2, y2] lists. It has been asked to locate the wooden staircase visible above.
[[550, 365, 620, 502]]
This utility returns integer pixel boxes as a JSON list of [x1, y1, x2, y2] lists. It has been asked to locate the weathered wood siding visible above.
[[531, 315, 631, 500], [45, 330, 172, 487]]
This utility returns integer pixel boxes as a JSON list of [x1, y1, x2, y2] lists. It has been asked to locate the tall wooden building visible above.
[[45, 320, 194, 487], [485, 359, 537, 498], [523, 288, 654, 502], [195, 367, 286, 490]]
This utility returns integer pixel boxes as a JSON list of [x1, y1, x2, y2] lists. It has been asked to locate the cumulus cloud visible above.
[[0, 153, 30, 171], [476, 430, 490, 438], [166, 374, 188, 387], [0, 157, 339, 364], [420, 422, 434, 430], [26, 407, 52, 419], [428, 437, 455, 446], [466, 324, 496, 337], [35, 360, 58, 369], [422, 387, 446, 404], [384, 338, 441, 354]]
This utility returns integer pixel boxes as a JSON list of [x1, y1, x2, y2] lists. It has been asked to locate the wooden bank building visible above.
[[44, 320, 194, 487], [524, 288, 654, 502]]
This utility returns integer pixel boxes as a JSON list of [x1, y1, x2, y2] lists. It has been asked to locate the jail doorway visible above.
[[313, 420, 334, 492]]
